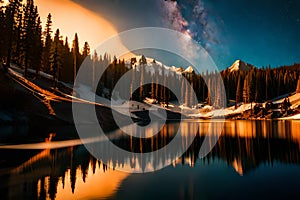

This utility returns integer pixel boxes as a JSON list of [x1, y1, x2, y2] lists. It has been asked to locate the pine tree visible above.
[[91, 50, 98, 91], [60, 37, 73, 82], [163, 66, 167, 104], [82, 41, 90, 58], [42, 13, 52, 73], [82, 42, 92, 86], [235, 75, 242, 108], [155, 65, 159, 101], [150, 60, 155, 99], [248, 69, 256, 102], [32, 16, 43, 75], [265, 69, 271, 100], [23, 0, 39, 77], [4, 0, 22, 71], [72, 33, 80, 82], [139, 55, 146, 101], [49, 29, 63, 87], [206, 77, 211, 105], [11, 12, 22, 65], [243, 76, 249, 103]]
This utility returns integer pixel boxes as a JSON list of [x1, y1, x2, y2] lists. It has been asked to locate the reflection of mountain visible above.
[[0, 120, 300, 199]]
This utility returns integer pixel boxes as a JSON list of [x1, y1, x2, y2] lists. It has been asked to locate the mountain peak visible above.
[[184, 66, 194, 73], [125, 55, 194, 75], [229, 60, 252, 72]]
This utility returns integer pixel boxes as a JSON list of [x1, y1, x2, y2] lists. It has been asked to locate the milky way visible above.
[[162, 1, 218, 46]]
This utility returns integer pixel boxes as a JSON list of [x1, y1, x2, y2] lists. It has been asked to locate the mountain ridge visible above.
[[228, 60, 254, 72]]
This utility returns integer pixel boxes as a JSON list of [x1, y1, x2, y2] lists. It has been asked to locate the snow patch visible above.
[[229, 60, 252, 72], [280, 113, 300, 120], [183, 66, 194, 73], [125, 55, 189, 76]]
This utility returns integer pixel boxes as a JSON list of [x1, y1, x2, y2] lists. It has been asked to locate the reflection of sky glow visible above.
[[55, 163, 128, 200]]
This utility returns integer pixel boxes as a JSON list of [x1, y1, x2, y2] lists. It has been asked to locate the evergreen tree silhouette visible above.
[[42, 13, 53, 73]]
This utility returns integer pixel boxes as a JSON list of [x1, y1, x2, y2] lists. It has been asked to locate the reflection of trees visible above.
[[180, 120, 300, 175], [181, 134, 300, 175], [1, 121, 300, 199], [0, 147, 97, 200], [110, 122, 180, 153]]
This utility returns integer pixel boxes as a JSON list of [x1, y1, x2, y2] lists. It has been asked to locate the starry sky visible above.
[[70, 0, 300, 69]]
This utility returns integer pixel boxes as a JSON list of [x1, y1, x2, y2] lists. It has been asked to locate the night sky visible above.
[[72, 0, 300, 70]]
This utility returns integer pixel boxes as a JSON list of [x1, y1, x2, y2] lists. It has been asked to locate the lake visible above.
[[0, 120, 300, 200]]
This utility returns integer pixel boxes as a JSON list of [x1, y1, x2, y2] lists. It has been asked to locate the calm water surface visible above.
[[0, 120, 300, 200]]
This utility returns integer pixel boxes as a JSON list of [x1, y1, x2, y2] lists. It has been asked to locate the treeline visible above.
[[0, 0, 90, 87], [222, 65, 300, 105], [93, 57, 300, 108], [88, 56, 225, 108]]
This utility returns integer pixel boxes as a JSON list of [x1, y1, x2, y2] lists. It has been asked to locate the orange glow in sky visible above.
[[35, 0, 118, 50]]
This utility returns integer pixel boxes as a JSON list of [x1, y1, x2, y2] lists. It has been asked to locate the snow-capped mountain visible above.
[[124, 55, 187, 76], [183, 66, 195, 73], [229, 60, 253, 72], [126, 56, 254, 76]]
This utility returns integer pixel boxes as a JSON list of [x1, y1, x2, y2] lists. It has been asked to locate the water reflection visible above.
[[0, 120, 299, 199]]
